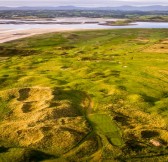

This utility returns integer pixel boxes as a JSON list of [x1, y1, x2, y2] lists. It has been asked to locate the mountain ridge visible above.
[[0, 5, 168, 11]]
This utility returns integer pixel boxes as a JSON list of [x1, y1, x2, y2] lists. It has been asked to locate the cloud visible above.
[[0, 0, 167, 7]]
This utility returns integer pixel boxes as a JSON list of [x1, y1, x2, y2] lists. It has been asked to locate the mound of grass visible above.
[[0, 88, 92, 158], [0, 29, 168, 161], [0, 98, 11, 121], [0, 147, 55, 162]]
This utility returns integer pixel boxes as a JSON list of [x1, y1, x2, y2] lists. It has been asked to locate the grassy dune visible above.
[[0, 29, 168, 161]]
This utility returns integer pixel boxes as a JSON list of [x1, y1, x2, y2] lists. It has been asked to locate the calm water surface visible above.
[[0, 22, 168, 31]]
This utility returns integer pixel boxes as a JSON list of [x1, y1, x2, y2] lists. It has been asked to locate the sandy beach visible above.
[[0, 18, 123, 43], [1, 20, 168, 44], [0, 28, 80, 44]]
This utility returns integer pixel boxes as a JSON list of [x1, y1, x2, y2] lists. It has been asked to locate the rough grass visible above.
[[0, 87, 92, 160], [0, 98, 10, 121], [0, 29, 168, 161], [0, 148, 55, 162]]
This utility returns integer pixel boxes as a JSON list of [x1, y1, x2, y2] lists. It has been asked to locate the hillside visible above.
[[0, 5, 168, 11], [0, 29, 167, 161]]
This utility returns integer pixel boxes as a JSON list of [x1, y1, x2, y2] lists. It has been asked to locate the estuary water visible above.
[[0, 21, 168, 31], [0, 19, 168, 43]]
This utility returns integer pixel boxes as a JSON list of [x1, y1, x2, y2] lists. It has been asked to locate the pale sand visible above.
[[0, 18, 122, 44], [0, 28, 90, 44]]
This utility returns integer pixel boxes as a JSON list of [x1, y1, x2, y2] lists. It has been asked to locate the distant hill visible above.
[[0, 5, 168, 11], [98, 5, 168, 11]]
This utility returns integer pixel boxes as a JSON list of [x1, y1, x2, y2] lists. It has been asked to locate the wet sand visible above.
[[1, 20, 168, 43], [0, 28, 80, 43], [0, 18, 123, 43]]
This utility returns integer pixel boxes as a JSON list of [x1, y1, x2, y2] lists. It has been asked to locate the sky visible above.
[[0, 0, 168, 7]]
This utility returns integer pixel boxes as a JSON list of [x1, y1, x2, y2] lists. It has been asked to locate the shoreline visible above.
[[0, 28, 105, 44], [0, 28, 77, 43], [1, 21, 168, 44], [0, 17, 121, 44]]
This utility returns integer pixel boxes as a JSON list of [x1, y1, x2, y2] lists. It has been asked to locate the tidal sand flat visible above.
[[0, 28, 78, 43], [1, 18, 168, 44]]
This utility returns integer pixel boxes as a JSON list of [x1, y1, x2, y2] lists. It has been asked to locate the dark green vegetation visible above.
[[132, 15, 168, 22], [102, 19, 133, 26], [0, 29, 168, 161], [105, 15, 168, 26], [0, 10, 168, 22]]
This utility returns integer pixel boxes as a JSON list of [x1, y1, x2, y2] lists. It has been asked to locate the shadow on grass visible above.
[[0, 146, 56, 162], [52, 88, 92, 115], [0, 47, 38, 57], [141, 93, 158, 104], [0, 146, 9, 153], [22, 149, 56, 162]]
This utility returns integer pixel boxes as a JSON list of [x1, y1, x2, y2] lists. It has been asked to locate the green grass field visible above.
[[88, 114, 123, 146], [0, 29, 167, 161]]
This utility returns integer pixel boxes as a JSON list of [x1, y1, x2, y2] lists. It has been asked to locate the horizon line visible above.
[[1, 5, 168, 7]]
